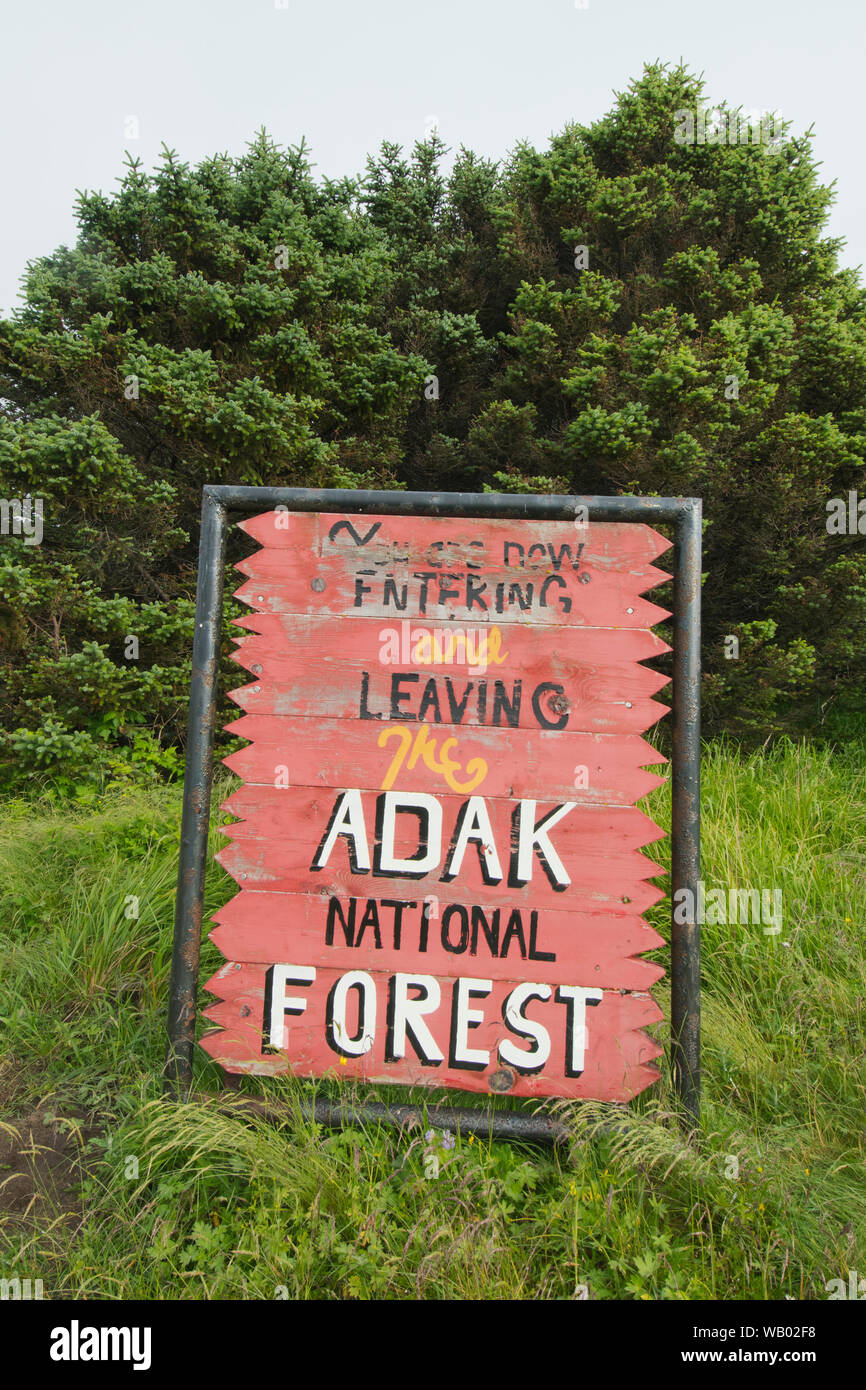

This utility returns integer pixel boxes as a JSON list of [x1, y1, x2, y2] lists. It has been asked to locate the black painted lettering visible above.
[[390, 672, 419, 720], [531, 681, 568, 730], [470, 905, 500, 958], [328, 520, 382, 546], [540, 573, 572, 613], [467, 541, 484, 570], [492, 679, 521, 728], [466, 574, 488, 611], [507, 581, 533, 612], [441, 904, 470, 954], [380, 899, 416, 950], [437, 573, 461, 607], [383, 576, 408, 610], [445, 678, 473, 724], [528, 910, 556, 961], [358, 670, 381, 721], [413, 571, 437, 616], [353, 572, 375, 607], [500, 907, 528, 958], [417, 678, 443, 722], [355, 899, 382, 949], [326, 897, 357, 947]]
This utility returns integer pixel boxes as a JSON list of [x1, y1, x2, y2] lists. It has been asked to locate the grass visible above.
[[0, 738, 864, 1299]]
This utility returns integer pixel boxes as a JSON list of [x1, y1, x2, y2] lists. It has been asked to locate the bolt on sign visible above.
[[199, 508, 674, 1101]]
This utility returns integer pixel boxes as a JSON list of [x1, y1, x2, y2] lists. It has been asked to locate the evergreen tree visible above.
[[1, 65, 864, 792]]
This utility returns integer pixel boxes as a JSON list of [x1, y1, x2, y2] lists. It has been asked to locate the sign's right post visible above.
[[671, 497, 702, 1122]]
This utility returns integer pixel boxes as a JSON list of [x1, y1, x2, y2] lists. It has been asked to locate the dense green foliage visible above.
[[2, 63, 865, 790], [1, 742, 863, 1297]]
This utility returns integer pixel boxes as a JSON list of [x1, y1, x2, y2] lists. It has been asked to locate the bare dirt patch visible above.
[[0, 1103, 97, 1230]]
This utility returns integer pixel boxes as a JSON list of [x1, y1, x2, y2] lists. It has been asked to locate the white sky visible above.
[[1, 0, 863, 315]]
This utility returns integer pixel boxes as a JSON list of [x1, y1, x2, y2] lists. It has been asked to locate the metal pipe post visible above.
[[670, 499, 702, 1123], [164, 489, 227, 1096]]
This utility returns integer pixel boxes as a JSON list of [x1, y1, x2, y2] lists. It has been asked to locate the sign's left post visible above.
[[165, 488, 228, 1097]]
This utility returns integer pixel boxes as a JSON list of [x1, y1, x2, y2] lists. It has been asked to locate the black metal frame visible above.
[[165, 487, 702, 1141]]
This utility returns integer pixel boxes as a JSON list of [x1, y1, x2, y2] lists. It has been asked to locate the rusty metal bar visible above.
[[166, 487, 702, 1133], [212, 1093, 573, 1146], [671, 499, 702, 1124], [164, 488, 228, 1097], [205, 484, 687, 523], [307, 1096, 571, 1144]]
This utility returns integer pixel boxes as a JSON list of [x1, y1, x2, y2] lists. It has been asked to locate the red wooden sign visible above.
[[200, 510, 672, 1101]]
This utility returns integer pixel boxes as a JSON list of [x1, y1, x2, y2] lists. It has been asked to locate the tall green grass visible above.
[[0, 741, 864, 1299]]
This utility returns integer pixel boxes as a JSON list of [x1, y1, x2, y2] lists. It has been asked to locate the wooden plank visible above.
[[231, 610, 672, 659], [209, 889, 666, 990], [199, 960, 664, 1101], [237, 511, 673, 572], [237, 537, 670, 589], [215, 786, 666, 909], [232, 570, 670, 629], [227, 667, 669, 736], [225, 613, 671, 735], [222, 718, 668, 805], [215, 829, 666, 915], [220, 782, 666, 848], [233, 515, 670, 627]]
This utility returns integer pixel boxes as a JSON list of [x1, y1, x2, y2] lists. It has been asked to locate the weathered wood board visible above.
[[200, 966, 664, 1101], [202, 509, 671, 1100], [227, 614, 672, 734], [210, 892, 666, 990], [223, 720, 668, 804], [216, 786, 666, 903]]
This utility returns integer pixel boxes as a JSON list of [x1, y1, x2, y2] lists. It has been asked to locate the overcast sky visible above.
[[2, 0, 863, 315]]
